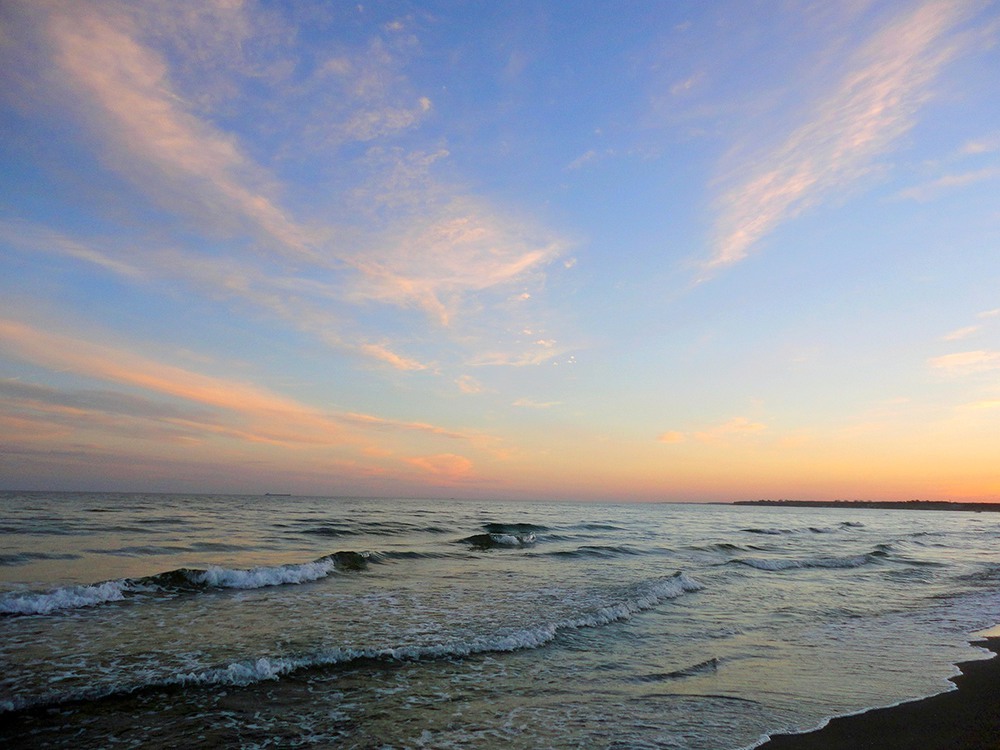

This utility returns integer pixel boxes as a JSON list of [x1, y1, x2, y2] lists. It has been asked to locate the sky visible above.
[[1, 0, 999, 502]]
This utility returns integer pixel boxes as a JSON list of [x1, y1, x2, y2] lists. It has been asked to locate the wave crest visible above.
[[0, 551, 372, 616]]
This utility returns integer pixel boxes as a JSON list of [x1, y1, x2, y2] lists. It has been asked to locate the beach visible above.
[[761, 638, 1000, 749]]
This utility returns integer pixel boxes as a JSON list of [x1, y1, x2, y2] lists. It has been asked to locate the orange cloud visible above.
[[929, 350, 1000, 375], [658, 417, 768, 446], [405, 452, 474, 479], [657, 431, 686, 444], [0, 318, 485, 452]]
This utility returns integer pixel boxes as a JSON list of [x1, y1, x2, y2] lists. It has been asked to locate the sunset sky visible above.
[[1, 0, 999, 501]]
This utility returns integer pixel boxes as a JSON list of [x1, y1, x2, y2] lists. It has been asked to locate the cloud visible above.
[[928, 350, 1000, 376], [961, 134, 1000, 155], [456, 375, 485, 394], [45, 6, 319, 260], [942, 325, 980, 341], [660, 417, 767, 445], [670, 71, 704, 96], [706, 1, 975, 270], [897, 168, 1000, 202], [360, 343, 430, 371], [349, 199, 567, 325], [0, 220, 144, 280], [657, 431, 686, 444], [511, 398, 561, 409], [316, 36, 433, 146], [0, 379, 209, 422], [0, 317, 481, 450], [405, 453, 474, 479], [5, 3, 571, 381], [978, 308, 1000, 319]]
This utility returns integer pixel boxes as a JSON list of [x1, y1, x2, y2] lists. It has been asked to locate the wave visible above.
[[689, 542, 764, 553], [0, 551, 372, 616], [482, 522, 549, 534], [743, 527, 795, 535], [743, 521, 865, 536], [0, 572, 704, 713], [543, 545, 644, 559], [733, 551, 884, 571], [0, 551, 81, 567], [0, 580, 135, 616], [635, 657, 719, 682], [460, 532, 536, 550]]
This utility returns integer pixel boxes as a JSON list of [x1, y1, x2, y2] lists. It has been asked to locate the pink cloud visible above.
[[707, 1, 975, 270], [405, 453, 474, 479], [47, 8, 318, 259]]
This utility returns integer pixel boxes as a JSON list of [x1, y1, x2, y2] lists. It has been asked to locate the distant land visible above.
[[734, 500, 1000, 512]]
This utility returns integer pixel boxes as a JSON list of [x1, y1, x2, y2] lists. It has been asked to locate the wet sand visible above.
[[760, 638, 1000, 749]]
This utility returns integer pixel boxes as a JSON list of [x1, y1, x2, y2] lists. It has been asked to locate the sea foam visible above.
[[2, 572, 705, 711], [0, 580, 134, 616], [0, 551, 371, 616]]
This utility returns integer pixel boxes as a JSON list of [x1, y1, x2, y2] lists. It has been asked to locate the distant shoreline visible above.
[[734, 499, 1000, 512]]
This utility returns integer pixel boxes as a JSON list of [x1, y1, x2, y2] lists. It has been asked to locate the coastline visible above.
[[734, 500, 1000, 512], [758, 637, 1000, 749]]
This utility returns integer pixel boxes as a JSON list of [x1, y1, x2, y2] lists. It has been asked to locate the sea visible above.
[[3, 492, 1000, 749]]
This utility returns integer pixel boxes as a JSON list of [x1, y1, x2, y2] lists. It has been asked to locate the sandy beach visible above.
[[761, 639, 1000, 749]]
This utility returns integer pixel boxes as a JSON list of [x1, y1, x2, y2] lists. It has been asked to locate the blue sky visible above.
[[1, 0, 999, 500]]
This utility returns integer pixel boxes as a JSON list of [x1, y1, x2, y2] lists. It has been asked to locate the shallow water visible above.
[[3, 492, 1000, 748]]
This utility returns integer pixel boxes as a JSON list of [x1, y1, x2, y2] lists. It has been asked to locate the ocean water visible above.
[[3, 493, 1000, 749]]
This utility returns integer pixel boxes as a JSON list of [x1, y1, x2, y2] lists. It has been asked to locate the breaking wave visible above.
[[460, 532, 537, 550], [0, 551, 373, 616], [0, 572, 704, 713]]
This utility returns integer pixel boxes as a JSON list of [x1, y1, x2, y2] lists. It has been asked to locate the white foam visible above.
[[138, 573, 705, 695], [0, 555, 351, 617], [0, 580, 133, 615], [188, 558, 339, 589], [489, 533, 535, 547]]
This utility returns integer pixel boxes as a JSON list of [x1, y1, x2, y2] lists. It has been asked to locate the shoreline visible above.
[[733, 500, 1000, 512], [758, 638, 1000, 749]]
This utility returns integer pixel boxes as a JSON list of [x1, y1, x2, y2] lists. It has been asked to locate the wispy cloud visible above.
[[706, 1, 975, 270], [929, 350, 1000, 376], [456, 375, 485, 394], [405, 453, 474, 480], [349, 200, 567, 326], [897, 168, 1000, 202], [0, 317, 483, 452], [657, 431, 686, 444], [46, 6, 319, 260], [658, 417, 767, 445], [359, 343, 430, 371], [961, 134, 1000, 155], [942, 325, 980, 341], [0, 220, 144, 280], [512, 398, 561, 409]]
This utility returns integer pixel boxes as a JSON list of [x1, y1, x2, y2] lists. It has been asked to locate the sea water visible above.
[[3, 492, 1000, 749]]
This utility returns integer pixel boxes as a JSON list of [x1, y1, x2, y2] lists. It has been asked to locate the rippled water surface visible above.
[[4, 492, 1000, 748]]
